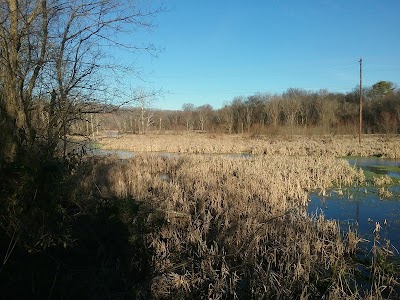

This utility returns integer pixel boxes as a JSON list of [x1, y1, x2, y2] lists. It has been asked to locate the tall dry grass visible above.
[[97, 133, 400, 158], [80, 153, 400, 298]]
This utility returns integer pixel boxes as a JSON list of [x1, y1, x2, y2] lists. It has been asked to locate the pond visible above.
[[308, 157, 400, 255]]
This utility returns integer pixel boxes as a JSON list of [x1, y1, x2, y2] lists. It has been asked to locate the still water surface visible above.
[[308, 157, 400, 254]]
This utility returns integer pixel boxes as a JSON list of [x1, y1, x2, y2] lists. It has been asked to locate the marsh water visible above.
[[347, 157, 400, 179], [92, 148, 400, 253], [308, 157, 400, 254]]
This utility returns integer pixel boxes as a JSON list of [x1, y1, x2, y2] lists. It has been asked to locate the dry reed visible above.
[[80, 152, 399, 298], [97, 133, 400, 158]]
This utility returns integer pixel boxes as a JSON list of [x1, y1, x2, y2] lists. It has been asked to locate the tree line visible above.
[[89, 81, 400, 136]]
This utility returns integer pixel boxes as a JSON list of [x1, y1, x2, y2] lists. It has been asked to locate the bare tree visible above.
[[219, 105, 234, 133], [281, 88, 306, 127], [266, 96, 282, 127], [182, 103, 195, 131], [0, 0, 49, 158], [133, 89, 155, 134], [245, 94, 267, 131], [0, 0, 163, 160], [197, 104, 213, 132], [315, 90, 339, 131]]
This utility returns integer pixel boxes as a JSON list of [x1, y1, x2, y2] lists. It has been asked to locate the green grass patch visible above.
[[369, 165, 400, 173], [363, 170, 377, 181], [91, 142, 103, 149]]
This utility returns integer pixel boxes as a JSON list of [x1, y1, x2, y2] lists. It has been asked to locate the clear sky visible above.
[[119, 0, 400, 110]]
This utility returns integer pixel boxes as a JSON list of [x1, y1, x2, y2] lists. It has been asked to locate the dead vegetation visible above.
[[83, 152, 399, 299], [373, 175, 393, 186], [98, 133, 400, 159]]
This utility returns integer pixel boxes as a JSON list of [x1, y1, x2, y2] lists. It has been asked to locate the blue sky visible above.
[[119, 0, 400, 110]]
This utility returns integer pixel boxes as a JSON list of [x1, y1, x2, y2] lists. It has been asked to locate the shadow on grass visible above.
[[0, 151, 154, 299]]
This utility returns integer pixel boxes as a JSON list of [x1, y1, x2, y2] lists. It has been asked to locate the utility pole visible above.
[[359, 58, 363, 145]]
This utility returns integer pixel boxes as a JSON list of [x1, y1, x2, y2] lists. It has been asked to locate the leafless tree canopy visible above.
[[0, 0, 163, 159]]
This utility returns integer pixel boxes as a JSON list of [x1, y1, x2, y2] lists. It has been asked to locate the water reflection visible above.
[[347, 157, 400, 178], [308, 157, 400, 255], [308, 187, 400, 253]]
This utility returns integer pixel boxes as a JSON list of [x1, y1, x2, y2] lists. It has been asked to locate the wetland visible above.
[[309, 157, 400, 253], [87, 134, 400, 298]]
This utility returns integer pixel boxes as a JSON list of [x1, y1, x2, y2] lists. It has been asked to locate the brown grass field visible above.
[[86, 134, 400, 299], [97, 133, 400, 158]]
